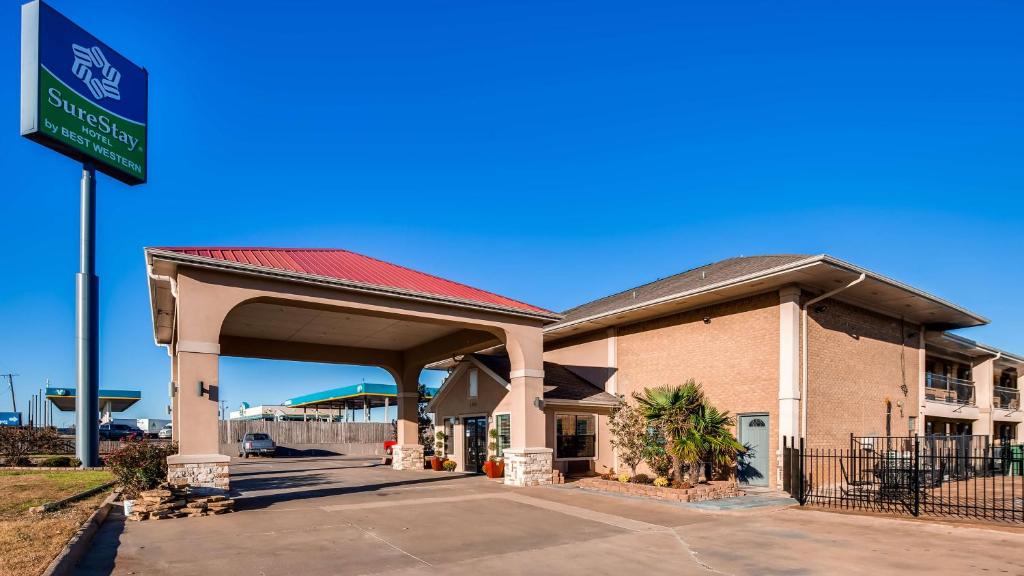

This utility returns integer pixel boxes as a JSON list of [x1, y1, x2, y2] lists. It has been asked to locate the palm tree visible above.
[[676, 403, 745, 483], [632, 380, 705, 483]]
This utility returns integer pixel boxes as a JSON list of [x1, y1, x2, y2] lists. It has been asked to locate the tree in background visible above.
[[607, 400, 647, 476], [417, 383, 434, 451]]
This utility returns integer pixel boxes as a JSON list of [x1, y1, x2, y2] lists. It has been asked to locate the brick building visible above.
[[429, 254, 1022, 489]]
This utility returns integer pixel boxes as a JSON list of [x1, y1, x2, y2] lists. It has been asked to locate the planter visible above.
[[576, 477, 741, 503], [483, 459, 504, 479], [430, 456, 444, 471]]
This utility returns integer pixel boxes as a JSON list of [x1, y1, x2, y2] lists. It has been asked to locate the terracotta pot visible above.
[[483, 459, 505, 478], [431, 456, 444, 471]]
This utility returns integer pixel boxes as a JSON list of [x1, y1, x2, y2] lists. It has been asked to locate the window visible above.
[[468, 367, 479, 400], [444, 419, 454, 456], [555, 414, 596, 459], [495, 413, 511, 457]]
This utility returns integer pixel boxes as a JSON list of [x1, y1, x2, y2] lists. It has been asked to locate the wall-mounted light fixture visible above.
[[703, 316, 711, 324], [533, 397, 545, 410], [197, 381, 210, 398]]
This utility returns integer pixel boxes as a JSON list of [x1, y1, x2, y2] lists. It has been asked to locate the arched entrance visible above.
[[146, 247, 559, 491]]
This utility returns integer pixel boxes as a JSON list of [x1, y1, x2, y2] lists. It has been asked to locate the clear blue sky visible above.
[[1, 1, 1021, 426]]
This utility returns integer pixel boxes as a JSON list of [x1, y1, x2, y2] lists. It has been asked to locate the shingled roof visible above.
[[470, 354, 620, 406], [554, 254, 812, 327]]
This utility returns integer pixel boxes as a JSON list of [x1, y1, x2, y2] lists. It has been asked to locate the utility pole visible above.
[[2, 373, 16, 413]]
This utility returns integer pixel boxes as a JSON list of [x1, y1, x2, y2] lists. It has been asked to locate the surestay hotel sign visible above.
[[21, 1, 147, 185]]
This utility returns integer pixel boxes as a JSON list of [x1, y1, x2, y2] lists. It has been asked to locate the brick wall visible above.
[[806, 297, 921, 449], [615, 292, 781, 486]]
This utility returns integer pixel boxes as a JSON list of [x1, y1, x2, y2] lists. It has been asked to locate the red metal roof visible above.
[[152, 247, 555, 316]]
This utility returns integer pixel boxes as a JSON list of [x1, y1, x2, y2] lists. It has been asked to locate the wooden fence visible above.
[[219, 420, 393, 445]]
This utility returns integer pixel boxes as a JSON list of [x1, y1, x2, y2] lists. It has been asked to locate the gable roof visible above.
[[469, 354, 620, 406], [147, 247, 559, 320]]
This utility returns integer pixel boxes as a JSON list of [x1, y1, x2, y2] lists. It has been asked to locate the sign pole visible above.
[[75, 162, 99, 467]]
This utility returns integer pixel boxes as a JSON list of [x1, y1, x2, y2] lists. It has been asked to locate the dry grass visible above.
[[0, 469, 113, 576]]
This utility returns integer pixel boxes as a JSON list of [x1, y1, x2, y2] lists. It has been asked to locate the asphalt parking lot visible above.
[[77, 456, 1024, 575]]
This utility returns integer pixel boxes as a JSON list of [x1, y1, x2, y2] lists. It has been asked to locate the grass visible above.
[[0, 469, 113, 576]]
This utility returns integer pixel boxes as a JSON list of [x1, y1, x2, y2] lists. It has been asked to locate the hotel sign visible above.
[[21, 1, 148, 184]]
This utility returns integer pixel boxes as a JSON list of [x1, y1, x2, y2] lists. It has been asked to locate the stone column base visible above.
[[504, 447, 553, 486], [391, 444, 424, 471], [167, 453, 230, 495]]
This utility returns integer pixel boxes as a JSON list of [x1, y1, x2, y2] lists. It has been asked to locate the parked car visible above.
[[239, 432, 276, 458], [157, 423, 172, 439], [99, 422, 143, 441]]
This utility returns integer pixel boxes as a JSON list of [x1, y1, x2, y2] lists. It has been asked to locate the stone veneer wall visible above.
[[576, 478, 741, 502], [168, 461, 229, 494], [504, 448, 553, 486], [391, 444, 424, 470]]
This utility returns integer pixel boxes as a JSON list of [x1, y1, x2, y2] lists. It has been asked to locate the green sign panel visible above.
[[21, 1, 148, 185]]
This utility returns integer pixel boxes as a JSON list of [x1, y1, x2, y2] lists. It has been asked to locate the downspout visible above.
[[801, 273, 866, 441], [147, 264, 178, 356]]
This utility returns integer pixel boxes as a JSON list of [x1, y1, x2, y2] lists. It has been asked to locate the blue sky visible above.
[[1, 1, 1022, 426]]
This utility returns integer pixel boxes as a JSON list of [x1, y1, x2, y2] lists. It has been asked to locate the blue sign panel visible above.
[[21, 1, 148, 184], [0, 412, 23, 427]]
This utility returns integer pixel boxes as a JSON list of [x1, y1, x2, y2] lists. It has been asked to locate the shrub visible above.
[[642, 435, 673, 479], [608, 402, 647, 475], [104, 437, 178, 498], [0, 426, 60, 466], [442, 459, 457, 472], [617, 472, 631, 483], [631, 473, 652, 485], [39, 455, 74, 467], [653, 476, 669, 488]]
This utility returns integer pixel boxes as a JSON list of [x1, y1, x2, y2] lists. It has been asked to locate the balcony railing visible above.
[[924, 373, 975, 406], [993, 386, 1021, 411]]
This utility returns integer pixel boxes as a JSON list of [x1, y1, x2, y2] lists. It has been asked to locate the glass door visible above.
[[463, 416, 487, 473]]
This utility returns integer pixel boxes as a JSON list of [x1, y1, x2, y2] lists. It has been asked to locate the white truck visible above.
[[135, 418, 171, 438]]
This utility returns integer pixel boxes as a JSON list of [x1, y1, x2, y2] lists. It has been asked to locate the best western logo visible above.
[[45, 87, 139, 151]]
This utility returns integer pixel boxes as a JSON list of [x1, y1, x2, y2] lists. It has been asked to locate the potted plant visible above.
[[431, 430, 446, 471], [482, 428, 505, 478]]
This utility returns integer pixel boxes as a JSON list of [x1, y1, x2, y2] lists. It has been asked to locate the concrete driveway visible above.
[[77, 456, 1024, 575]]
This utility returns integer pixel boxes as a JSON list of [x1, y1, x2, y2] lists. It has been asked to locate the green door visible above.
[[738, 414, 770, 487]]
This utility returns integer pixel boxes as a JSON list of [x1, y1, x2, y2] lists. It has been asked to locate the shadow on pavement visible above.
[[74, 505, 126, 576], [235, 473, 476, 510], [230, 463, 385, 479]]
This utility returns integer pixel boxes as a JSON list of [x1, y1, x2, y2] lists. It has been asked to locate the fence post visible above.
[[794, 434, 802, 502], [912, 435, 920, 517]]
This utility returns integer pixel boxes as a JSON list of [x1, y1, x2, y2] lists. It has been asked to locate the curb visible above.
[[30, 481, 116, 514], [40, 489, 119, 576], [2, 466, 107, 471]]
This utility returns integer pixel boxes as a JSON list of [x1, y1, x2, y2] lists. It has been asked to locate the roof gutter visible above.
[[801, 273, 866, 441], [548, 254, 988, 337]]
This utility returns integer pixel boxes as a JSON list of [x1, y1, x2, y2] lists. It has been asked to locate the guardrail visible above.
[[924, 373, 975, 405]]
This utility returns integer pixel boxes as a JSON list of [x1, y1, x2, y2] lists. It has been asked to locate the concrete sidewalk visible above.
[[76, 456, 1024, 575]]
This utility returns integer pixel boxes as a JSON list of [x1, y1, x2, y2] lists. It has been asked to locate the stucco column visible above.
[[505, 326, 551, 486], [167, 346, 229, 493], [392, 364, 424, 470], [777, 286, 801, 483], [974, 357, 995, 440]]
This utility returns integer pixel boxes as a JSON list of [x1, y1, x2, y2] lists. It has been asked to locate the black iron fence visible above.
[[783, 435, 1024, 523]]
